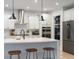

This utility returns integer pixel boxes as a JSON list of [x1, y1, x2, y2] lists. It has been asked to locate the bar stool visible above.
[[43, 47, 55, 59], [25, 48, 38, 59], [8, 50, 21, 59]]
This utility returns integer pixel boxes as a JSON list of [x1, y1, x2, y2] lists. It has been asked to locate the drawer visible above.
[[63, 41, 74, 54]]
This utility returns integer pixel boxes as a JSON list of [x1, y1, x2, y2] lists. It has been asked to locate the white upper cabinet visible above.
[[29, 16, 39, 29], [24, 13, 29, 24], [4, 10, 18, 29], [4, 10, 52, 29], [4, 14, 18, 29]]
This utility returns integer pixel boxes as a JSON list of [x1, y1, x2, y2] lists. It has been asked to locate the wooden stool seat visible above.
[[43, 47, 54, 51], [26, 48, 37, 52], [8, 50, 21, 55], [25, 48, 38, 59], [43, 47, 55, 59], [8, 50, 21, 59]]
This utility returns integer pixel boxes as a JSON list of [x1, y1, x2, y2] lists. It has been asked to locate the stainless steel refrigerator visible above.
[[63, 20, 74, 54]]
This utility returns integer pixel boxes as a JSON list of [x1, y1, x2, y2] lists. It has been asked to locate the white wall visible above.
[[4, 10, 18, 29], [4, 10, 52, 37], [4, 10, 18, 38], [64, 8, 74, 21], [19, 11, 52, 37], [4, 10, 52, 29], [24, 12, 52, 29]]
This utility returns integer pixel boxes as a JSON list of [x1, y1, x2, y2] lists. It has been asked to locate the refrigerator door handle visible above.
[[67, 23, 71, 39]]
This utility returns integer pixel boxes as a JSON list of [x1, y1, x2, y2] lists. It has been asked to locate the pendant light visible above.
[[40, 0, 44, 21], [9, 0, 16, 19]]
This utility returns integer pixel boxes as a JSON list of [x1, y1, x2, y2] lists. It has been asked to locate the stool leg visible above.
[[47, 51, 48, 59], [49, 51, 51, 59], [43, 50, 45, 59], [18, 54, 20, 59], [36, 52, 38, 59], [29, 52, 30, 59], [52, 50, 55, 59], [33, 52, 34, 59], [26, 52, 28, 59], [10, 55, 12, 59]]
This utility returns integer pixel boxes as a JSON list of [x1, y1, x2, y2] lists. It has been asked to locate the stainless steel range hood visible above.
[[18, 9, 25, 24]]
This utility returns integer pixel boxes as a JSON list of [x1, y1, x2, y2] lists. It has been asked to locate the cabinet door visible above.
[[29, 16, 39, 29], [63, 21, 68, 40], [63, 41, 74, 54], [4, 15, 17, 29], [63, 21, 71, 41], [63, 21, 74, 54], [70, 21, 74, 41], [63, 21, 74, 41]]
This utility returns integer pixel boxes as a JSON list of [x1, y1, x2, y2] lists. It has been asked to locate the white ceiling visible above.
[[4, 0, 74, 12]]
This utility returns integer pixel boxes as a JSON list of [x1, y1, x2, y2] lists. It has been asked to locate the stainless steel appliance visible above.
[[63, 20, 74, 54]]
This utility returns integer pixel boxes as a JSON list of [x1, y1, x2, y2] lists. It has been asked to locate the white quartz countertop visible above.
[[4, 37, 59, 44]]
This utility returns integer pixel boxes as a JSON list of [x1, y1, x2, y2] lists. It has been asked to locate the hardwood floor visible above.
[[60, 52, 74, 59]]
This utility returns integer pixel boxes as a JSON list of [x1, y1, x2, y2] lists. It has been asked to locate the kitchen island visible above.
[[4, 37, 60, 59]]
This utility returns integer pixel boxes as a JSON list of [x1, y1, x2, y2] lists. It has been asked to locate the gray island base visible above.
[[4, 38, 60, 59]]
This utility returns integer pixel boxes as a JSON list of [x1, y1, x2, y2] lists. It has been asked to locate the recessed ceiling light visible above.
[[56, 2, 59, 6], [5, 4, 8, 7], [44, 8, 47, 11], [26, 6, 30, 9], [34, 0, 38, 3]]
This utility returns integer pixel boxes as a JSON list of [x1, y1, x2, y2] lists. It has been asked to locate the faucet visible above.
[[20, 28, 25, 39]]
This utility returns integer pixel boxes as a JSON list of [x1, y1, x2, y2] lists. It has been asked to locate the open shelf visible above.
[[54, 15, 60, 40]]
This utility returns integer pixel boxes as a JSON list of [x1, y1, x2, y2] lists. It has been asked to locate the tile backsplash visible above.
[[14, 23, 28, 35]]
